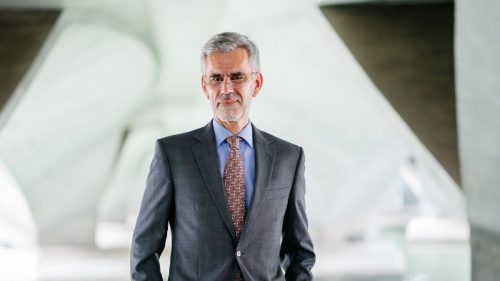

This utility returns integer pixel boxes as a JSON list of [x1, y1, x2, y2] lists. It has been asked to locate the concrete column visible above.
[[456, 0, 500, 279]]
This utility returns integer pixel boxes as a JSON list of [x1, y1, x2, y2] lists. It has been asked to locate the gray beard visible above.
[[216, 109, 243, 122]]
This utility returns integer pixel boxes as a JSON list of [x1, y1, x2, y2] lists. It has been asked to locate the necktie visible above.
[[223, 136, 246, 239], [223, 136, 246, 281]]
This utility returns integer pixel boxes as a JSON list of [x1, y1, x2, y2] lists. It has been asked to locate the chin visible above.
[[217, 111, 243, 123]]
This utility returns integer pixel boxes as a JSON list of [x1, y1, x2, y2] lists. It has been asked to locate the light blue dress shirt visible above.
[[213, 119, 255, 209]]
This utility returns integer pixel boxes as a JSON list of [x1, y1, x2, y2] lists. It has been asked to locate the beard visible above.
[[215, 92, 246, 122]]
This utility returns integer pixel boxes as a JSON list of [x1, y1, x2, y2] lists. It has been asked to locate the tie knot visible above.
[[226, 136, 240, 148]]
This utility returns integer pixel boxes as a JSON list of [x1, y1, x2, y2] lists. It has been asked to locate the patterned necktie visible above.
[[223, 136, 246, 239], [223, 136, 246, 281]]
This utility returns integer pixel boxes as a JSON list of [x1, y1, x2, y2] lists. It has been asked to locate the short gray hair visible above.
[[201, 32, 260, 73]]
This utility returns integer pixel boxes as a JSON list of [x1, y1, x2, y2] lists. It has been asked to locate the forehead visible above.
[[205, 48, 252, 74]]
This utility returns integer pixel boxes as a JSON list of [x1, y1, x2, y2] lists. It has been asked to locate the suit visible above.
[[131, 121, 315, 281]]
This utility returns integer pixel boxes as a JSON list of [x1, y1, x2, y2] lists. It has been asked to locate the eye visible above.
[[230, 75, 246, 82], [210, 76, 224, 82]]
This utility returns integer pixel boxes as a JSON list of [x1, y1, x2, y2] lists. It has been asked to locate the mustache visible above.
[[216, 92, 241, 102]]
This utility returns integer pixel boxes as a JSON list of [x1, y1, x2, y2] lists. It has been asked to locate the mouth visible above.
[[216, 93, 241, 107], [220, 99, 239, 107]]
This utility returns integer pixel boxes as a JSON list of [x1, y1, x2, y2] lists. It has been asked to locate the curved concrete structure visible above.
[[0, 18, 157, 244]]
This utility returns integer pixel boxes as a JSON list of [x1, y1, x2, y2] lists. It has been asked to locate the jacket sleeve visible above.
[[280, 147, 316, 280], [131, 140, 173, 281]]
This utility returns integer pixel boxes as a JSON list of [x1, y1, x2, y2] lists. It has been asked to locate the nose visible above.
[[221, 76, 235, 94]]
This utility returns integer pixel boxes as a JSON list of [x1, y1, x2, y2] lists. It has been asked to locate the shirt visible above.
[[212, 119, 255, 209]]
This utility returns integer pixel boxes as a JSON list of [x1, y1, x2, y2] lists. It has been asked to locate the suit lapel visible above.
[[191, 122, 236, 240], [240, 125, 275, 240]]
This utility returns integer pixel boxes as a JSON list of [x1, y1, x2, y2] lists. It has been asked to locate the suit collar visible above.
[[192, 121, 213, 142], [192, 122, 237, 240], [239, 125, 275, 241]]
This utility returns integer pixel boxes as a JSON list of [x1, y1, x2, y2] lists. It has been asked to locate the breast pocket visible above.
[[265, 187, 290, 200]]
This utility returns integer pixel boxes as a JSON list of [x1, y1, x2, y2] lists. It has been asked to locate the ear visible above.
[[252, 72, 264, 98], [201, 76, 209, 99]]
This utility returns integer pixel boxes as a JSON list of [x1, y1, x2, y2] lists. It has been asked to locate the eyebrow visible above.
[[229, 72, 245, 76], [208, 71, 245, 77]]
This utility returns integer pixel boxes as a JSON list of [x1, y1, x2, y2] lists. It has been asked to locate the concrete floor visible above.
[[34, 228, 469, 281]]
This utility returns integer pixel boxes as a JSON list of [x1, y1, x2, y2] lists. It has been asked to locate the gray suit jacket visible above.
[[131, 122, 315, 281]]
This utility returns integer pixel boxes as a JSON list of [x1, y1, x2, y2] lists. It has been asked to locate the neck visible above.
[[215, 117, 249, 135]]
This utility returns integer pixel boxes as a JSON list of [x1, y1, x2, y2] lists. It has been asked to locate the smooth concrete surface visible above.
[[469, 227, 500, 280], [0, 159, 37, 247], [456, 0, 500, 279], [0, 9, 59, 119], [0, 16, 157, 244], [321, 3, 459, 185]]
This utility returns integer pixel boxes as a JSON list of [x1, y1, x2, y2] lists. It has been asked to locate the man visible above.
[[131, 32, 315, 281]]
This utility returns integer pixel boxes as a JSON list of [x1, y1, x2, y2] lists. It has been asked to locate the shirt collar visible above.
[[212, 119, 254, 148]]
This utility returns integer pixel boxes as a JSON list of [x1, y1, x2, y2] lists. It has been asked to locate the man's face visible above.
[[202, 48, 263, 125]]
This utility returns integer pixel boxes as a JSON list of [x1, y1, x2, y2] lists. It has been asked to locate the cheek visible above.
[[241, 88, 253, 99], [205, 90, 217, 100], [209, 92, 220, 104]]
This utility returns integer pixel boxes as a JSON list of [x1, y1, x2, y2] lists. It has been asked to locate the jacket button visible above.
[[236, 251, 241, 257]]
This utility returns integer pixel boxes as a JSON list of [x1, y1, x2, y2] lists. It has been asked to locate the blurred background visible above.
[[0, 0, 498, 280]]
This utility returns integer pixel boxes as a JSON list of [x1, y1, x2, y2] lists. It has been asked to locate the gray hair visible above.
[[201, 32, 260, 73]]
